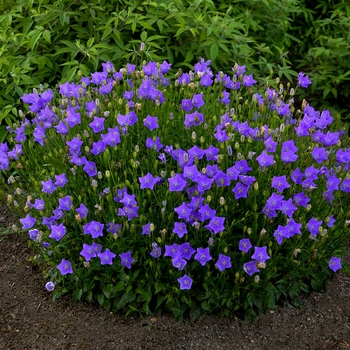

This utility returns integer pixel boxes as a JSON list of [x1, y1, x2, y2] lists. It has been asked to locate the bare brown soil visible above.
[[1, 202, 350, 350]]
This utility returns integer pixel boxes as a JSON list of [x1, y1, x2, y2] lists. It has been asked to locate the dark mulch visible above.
[[1, 203, 350, 350]]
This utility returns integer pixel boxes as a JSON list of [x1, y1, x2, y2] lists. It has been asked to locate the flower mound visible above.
[[2, 59, 350, 322]]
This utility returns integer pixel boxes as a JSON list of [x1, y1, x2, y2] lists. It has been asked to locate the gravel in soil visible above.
[[1, 203, 350, 350]]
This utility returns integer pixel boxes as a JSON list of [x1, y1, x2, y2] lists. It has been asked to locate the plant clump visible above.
[[1, 58, 350, 322]]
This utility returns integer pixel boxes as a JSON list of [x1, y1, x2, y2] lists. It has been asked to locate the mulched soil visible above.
[[1, 202, 350, 350]]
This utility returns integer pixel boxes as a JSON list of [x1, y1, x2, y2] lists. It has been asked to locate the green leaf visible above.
[[87, 37, 94, 48], [140, 31, 147, 42], [117, 292, 136, 309], [72, 288, 82, 302], [311, 279, 323, 292], [29, 29, 43, 50], [210, 42, 218, 62], [43, 30, 51, 44]]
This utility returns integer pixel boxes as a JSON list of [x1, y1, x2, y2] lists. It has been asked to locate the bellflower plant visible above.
[[2, 58, 350, 323]]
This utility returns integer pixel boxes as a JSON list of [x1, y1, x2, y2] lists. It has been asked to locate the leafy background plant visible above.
[[1, 0, 349, 142]]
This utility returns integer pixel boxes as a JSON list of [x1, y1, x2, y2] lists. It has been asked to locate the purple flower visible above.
[[20, 213, 36, 230], [117, 111, 138, 127], [143, 115, 159, 131], [307, 217, 322, 236], [42, 179, 57, 194], [214, 170, 230, 187], [181, 99, 193, 112], [232, 182, 249, 199], [243, 261, 260, 276], [45, 281, 55, 292], [80, 243, 98, 261], [226, 166, 240, 180], [57, 259, 73, 275], [98, 248, 116, 265], [146, 137, 163, 152], [66, 137, 83, 155], [198, 204, 216, 221], [29, 229, 40, 241], [160, 60, 172, 74], [173, 222, 188, 238], [101, 127, 121, 146], [194, 247, 212, 266], [91, 140, 106, 156], [76, 203, 88, 219], [178, 274, 193, 290], [271, 175, 290, 193], [238, 175, 255, 188], [293, 191, 310, 208], [329, 257, 341, 272], [235, 159, 252, 175], [280, 198, 297, 217], [200, 74, 213, 87], [89, 116, 105, 133], [174, 202, 192, 221], [123, 90, 133, 100], [164, 243, 179, 258], [119, 251, 135, 269], [266, 193, 284, 211], [55, 173, 68, 187], [341, 179, 350, 193], [58, 195, 72, 211], [168, 174, 187, 192], [178, 73, 190, 85], [188, 145, 206, 160], [205, 216, 225, 234], [205, 145, 219, 161], [326, 175, 341, 191], [54, 121, 69, 134], [264, 137, 278, 152], [256, 150, 275, 168], [178, 242, 196, 260], [150, 242, 162, 258], [49, 224, 66, 241], [142, 222, 152, 235], [239, 238, 252, 253], [251, 246, 270, 263], [291, 167, 304, 185], [184, 111, 204, 128], [139, 172, 160, 190], [192, 93, 205, 108], [195, 174, 214, 192], [285, 218, 302, 237], [312, 147, 328, 164], [183, 164, 201, 181], [32, 199, 45, 210], [298, 72, 312, 88], [273, 225, 289, 245], [215, 254, 232, 272], [65, 107, 81, 127], [205, 164, 219, 178], [83, 220, 104, 238], [172, 256, 187, 270], [83, 160, 97, 177], [243, 74, 257, 87], [327, 215, 336, 228], [281, 151, 298, 163]]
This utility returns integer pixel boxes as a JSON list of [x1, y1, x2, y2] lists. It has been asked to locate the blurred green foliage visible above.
[[0, 0, 349, 141]]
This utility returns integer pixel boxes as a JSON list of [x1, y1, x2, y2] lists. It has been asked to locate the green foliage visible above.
[[289, 0, 350, 117], [0, 0, 301, 141], [2, 59, 350, 321]]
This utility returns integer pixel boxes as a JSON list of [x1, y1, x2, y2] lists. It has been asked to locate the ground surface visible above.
[[1, 203, 350, 350]]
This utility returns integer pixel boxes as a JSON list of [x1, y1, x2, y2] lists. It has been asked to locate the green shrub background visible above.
[[1, 0, 349, 139]]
